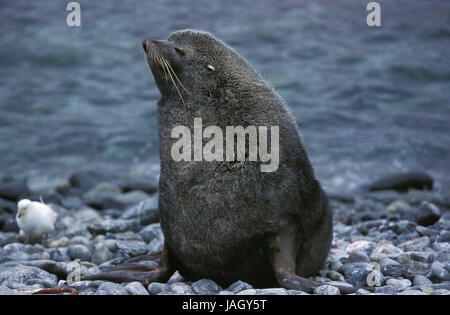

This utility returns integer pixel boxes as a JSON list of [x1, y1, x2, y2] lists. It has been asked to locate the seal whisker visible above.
[[155, 54, 169, 80], [159, 57, 186, 104], [163, 58, 190, 95]]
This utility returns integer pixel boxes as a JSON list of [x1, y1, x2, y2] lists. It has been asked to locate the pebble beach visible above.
[[0, 171, 448, 295]]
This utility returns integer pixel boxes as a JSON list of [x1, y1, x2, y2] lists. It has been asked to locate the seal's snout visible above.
[[142, 39, 149, 52]]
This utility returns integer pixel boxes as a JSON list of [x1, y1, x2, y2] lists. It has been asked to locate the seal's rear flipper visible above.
[[83, 266, 170, 285], [267, 231, 373, 294], [83, 242, 173, 286], [275, 271, 367, 294]]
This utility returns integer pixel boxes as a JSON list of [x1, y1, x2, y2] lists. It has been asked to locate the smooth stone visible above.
[[92, 243, 112, 265], [374, 285, 398, 295], [28, 176, 69, 196], [381, 264, 406, 278], [226, 280, 253, 294], [0, 198, 16, 213], [82, 182, 125, 210], [404, 261, 430, 277], [48, 236, 70, 248], [68, 236, 91, 247], [93, 235, 105, 244], [170, 282, 195, 295], [53, 216, 91, 239], [286, 290, 310, 295], [67, 244, 92, 261], [379, 257, 400, 269], [406, 251, 433, 263], [429, 262, 450, 282], [413, 275, 433, 287], [345, 240, 377, 255], [121, 196, 160, 226], [88, 219, 139, 234], [218, 290, 234, 295], [398, 236, 431, 251], [386, 200, 411, 213], [440, 231, 450, 243], [326, 271, 345, 282], [435, 250, 450, 265], [0, 265, 57, 288], [0, 181, 30, 201], [124, 282, 149, 295], [256, 288, 287, 295], [148, 237, 164, 254], [355, 288, 371, 295], [0, 284, 16, 295], [411, 201, 441, 226], [108, 232, 143, 241], [95, 282, 128, 295], [368, 172, 433, 192], [314, 285, 340, 295], [385, 278, 412, 291], [114, 191, 150, 206], [103, 239, 117, 252], [371, 243, 403, 261], [69, 170, 109, 192], [340, 262, 371, 286], [138, 223, 163, 244], [120, 177, 158, 195], [115, 240, 148, 257], [345, 250, 370, 263], [0, 214, 18, 233], [0, 232, 19, 247], [416, 226, 440, 237], [192, 279, 222, 295], [167, 271, 184, 284], [430, 289, 450, 295], [148, 282, 170, 295]]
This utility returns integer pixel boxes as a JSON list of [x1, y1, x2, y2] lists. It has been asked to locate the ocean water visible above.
[[0, 0, 449, 191]]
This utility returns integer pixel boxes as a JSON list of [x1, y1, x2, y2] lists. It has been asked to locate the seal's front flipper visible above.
[[83, 242, 173, 286]]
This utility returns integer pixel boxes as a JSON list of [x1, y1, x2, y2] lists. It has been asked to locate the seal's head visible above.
[[142, 30, 259, 103]]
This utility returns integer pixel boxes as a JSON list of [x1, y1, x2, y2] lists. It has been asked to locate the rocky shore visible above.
[[0, 171, 449, 295]]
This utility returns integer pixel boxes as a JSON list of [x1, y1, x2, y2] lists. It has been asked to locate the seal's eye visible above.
[[174, 47, 185, 56]]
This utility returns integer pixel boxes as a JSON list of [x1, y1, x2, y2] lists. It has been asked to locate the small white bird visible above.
[[16, 199, 58, 243]]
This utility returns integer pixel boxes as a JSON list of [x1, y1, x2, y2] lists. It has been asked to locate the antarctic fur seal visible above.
[[88, 30, 338, 293]]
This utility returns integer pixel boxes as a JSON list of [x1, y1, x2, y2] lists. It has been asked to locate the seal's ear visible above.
[[206, 64, 215, 71]]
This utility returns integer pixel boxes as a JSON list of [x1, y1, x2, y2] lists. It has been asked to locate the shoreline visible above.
[[0, 170, 449, 295]]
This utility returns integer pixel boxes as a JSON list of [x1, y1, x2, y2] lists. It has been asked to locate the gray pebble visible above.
[[148, 282, 170, 295], [124, 282, 149, 295], [192, 279, 222, 295], [96, 282, 128, 295], [374, 285, 398, 295], [67, 244, 92, 261], [256, 288, 287, 295], [314, 285, 340, 295], [226, 280, 253, 294], [385, 278, 412, 291], [413, 275, 433, 287]]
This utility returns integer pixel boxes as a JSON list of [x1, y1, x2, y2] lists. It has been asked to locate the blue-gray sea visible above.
[[0, 0, 449, 191]]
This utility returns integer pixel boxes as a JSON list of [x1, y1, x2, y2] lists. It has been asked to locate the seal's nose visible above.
[[142, 39, 149, 52]]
